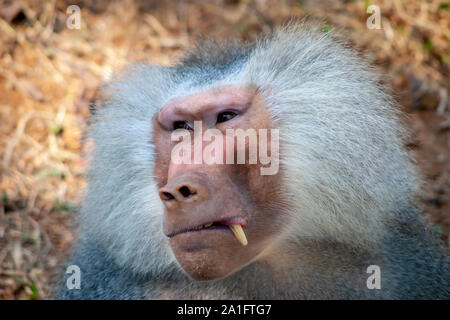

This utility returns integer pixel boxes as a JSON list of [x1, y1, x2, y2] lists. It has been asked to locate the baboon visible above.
[[58, 25, 450, 299]]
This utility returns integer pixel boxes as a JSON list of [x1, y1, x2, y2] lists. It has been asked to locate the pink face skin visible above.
[[158, 86, 255, 130], [159, 86, 256, 181], [153, 86, 284, 280]]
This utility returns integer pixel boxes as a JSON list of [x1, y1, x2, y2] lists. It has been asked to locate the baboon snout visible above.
[[158, 174, 210, 207]]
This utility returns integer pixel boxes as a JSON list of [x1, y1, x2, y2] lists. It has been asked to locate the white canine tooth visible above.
[[204, 223, 213, 228], [228, 224, 248, 246]]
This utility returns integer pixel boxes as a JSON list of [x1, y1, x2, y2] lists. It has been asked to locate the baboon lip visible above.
[[166, 216, 247, 238]]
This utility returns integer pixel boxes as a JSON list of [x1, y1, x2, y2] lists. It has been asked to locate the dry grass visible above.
[[0, 0, 449, 299]]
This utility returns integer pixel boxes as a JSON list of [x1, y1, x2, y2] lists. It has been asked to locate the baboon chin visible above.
[[59, 24, 450, 300]]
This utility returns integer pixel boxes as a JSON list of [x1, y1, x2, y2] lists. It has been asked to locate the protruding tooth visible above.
[[228, 224, 248, 246], [204, 223, 213, 227]]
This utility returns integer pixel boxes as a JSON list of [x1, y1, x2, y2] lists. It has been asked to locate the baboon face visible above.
[[153, 86, 284, 280]]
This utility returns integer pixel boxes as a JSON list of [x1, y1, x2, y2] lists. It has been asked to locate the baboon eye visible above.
[[217, 111, 237, 124], [173, 121, 192, 130]]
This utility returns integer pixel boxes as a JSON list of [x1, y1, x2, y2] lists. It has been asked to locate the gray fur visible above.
[[58, 24, 450, 299]]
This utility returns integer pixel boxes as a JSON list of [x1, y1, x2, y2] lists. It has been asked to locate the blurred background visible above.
[[0, 0, 448, 299]]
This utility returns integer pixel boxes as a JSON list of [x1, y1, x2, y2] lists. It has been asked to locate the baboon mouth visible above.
[[167, 221, 229, 238], [166, 216, 248, 246]]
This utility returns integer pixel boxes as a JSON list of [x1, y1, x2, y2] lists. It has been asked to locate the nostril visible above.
[[161, 191, 175, 201], [178, 185, 196, 198]]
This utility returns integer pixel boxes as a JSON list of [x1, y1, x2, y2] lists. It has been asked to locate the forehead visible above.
[[158, 40, 254, 114], [160, 86, 255, 113], [157, 86, 256, 130]]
